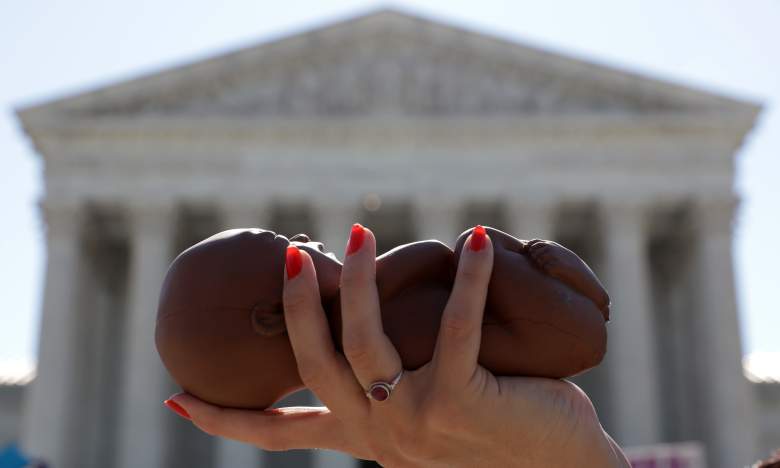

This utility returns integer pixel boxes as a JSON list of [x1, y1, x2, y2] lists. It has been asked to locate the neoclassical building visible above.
[[16, 9, 763, 468]]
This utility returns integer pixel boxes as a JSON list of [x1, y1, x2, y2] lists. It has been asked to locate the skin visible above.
[[168, 227, 630, 467]]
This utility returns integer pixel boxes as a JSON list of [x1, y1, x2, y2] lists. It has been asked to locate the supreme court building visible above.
[[16, 9, 764, 468]]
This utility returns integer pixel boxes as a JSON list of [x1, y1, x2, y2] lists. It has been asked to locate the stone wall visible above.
[[0, 384, 25, 447]]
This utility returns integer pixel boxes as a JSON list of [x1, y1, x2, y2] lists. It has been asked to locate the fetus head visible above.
[[155, 228, 340, 409]]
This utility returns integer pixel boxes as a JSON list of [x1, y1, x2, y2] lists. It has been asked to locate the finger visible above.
[[340, 224, 403, 390], [169, 393, 351, 452], [283, 246, 368, 415], [432, 225, 493, 386]]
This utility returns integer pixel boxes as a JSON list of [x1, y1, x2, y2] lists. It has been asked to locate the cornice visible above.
[[21, 112, 756, 155]]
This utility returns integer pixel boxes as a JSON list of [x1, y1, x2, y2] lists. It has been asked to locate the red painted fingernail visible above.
[[164, 398, 191, 420], [346, 223, 365, 256], [470, 225, 487, 252], [286, 245, 303, 279]]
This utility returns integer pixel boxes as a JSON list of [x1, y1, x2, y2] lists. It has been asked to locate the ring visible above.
[[365, 369, 404, 402]]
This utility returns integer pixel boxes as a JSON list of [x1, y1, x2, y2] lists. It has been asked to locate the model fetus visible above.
[[155, 226, 610, 410]]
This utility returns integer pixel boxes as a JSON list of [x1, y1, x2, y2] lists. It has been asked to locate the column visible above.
[[312, 200, 357, 468], [216, 438, 262, 468], [690, 197, 757, 468], [600, 199, 662, 446], [116, 201, 175, 468], [20, 199, 83, 468], [216, 201, 268, 468], [219, 201, 270, 231], [315, 201, 357, 261], [413, 197, 462, 248], [507, 198, 556, 241]]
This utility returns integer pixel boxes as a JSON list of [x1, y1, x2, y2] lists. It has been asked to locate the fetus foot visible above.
[[526, 239, 611, 319]]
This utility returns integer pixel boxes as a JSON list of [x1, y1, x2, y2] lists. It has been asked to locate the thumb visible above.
[[165, 392, 345, 452]]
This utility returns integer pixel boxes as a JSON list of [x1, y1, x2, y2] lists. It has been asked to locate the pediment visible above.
[[19, 9, 757, 121]]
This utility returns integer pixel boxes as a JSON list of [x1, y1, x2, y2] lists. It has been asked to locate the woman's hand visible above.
[[168, 225, 630, 468]]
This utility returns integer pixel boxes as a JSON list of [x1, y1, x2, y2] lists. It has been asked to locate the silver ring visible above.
[[365, 369, 404, 402]]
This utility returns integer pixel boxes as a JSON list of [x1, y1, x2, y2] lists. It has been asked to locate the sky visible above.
[[1, 0, 778, 369]]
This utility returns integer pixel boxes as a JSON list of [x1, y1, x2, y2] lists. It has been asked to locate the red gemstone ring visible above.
[[365, 369, 404, 402]]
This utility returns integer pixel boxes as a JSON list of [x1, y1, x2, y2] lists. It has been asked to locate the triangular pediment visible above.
[[19, 9, 757, 121]]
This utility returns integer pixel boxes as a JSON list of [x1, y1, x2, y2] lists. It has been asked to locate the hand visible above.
[[168, 225, 630, 468]]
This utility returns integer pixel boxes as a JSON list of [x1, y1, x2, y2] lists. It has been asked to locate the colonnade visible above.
[[21, 195, 756, 468]]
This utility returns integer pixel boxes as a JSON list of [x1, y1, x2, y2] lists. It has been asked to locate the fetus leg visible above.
[[526, 239, 610, 319]]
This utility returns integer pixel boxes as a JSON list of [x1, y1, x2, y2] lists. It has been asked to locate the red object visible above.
[[346, 223, 366, 255], [164, 399, 191, 420], [286, 246, 303, 279], [470, 225, 487, 252], [369, 386, 390, 401]]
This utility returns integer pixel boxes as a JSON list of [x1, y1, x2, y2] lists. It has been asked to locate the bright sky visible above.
[[1, 0, 778, 368]]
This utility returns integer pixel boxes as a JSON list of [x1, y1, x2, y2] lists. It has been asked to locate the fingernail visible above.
[[346, 223, 365, 256], [469, 225, 487, 252], [286, 245, 303, 279], [164, 398, 191, 420]]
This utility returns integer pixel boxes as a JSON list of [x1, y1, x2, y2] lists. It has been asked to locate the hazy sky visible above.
[[1, 0, 778, 368]]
